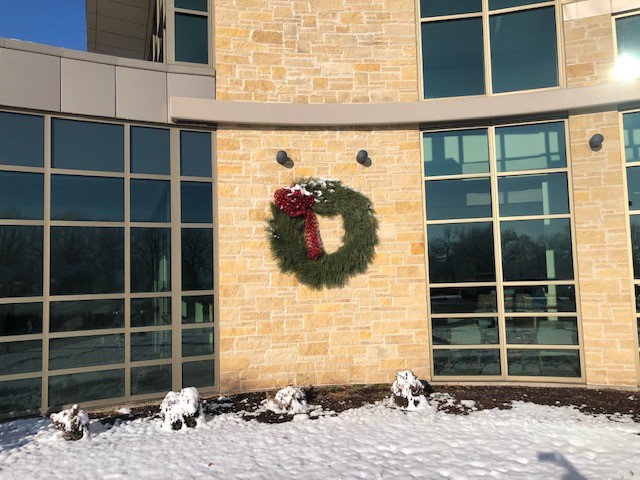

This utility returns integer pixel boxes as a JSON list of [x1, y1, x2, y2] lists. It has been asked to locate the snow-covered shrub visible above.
[[160, 387, 203, 430], [392, 370, 428, 410], [50, 404, 89, 441], [269, 386, 309, 415]]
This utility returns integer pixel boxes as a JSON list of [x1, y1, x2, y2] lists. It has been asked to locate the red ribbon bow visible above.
[[274, 185, 324, 260]]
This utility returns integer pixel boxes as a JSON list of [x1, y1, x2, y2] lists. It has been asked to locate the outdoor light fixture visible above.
[[589, 133, 604, 151], [276, 150, 293, 168], [356, 150, 371, 167]]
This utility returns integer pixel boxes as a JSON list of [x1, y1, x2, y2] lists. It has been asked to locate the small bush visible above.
[[392, 370, 428, 409], [160, 387, 203, 430], [270, 386, 309, 415], [50, 404, 89, 441]]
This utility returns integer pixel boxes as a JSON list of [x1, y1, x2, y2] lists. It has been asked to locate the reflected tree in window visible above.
[[0, 226, 43, 297], [131, 228, 170, 293], [181, 229, 213, 291]]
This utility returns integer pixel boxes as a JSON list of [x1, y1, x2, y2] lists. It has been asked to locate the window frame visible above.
[[166, 0, 214, 66]]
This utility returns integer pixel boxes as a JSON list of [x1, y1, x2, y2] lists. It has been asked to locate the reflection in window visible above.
[[130, 127, 170, 175], [50, 299, 124, 332], [131, 228, 170, 293], [0, 226, 43, 298], [49, 369, 124, 407], [131, 180, 171, 223], [506, 317, 578, 345], [615, 14, 640, 82], [49, 334, 124, 370], [131, 297, 171, 327], [131, 331, 172, 361], [182, 359, 214, 388], [0, 340, 42, 375], [433, 349, 501, 376], [0, 303, 42, 336], [182, 229, 213, 291], [175, 13, 208, 64], [624, 112, 640, 164], [0, 172, 43, 220], [132, 365, 171, 395], [182, 327, 214, 357], [498, 173, 569, 217], [504, 285, 575, 312], [430, 287, 497, 314], [507, 349, 580, 377], [490, 0, 546, 10], [180, 131, 212, 177], [495, 122, 565, 172], [424, 129, 489, 177], [0, 111, 44, 167], [421, 0, 481, 16], [182, 295, 214, 324], [51, 175, 123, 222], [0, 378, 41, 413], [432, 318, 498, 345], [426, 178, 491, 220]]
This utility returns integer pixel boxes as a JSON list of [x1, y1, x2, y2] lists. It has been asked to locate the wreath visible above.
[[267, 178, 379, 289]]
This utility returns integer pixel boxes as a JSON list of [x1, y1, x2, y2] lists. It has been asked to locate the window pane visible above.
[[182, 295, 214, 324], [433, 349, 501, 376], [0, 303, 42, 336], [506, 317, 578, 345], [426, 178, 491, 220], [0, 378, 41, 413], [132, 364, 172, 395], [495, 122, 566, 172], [624, 112, 640, 163], [49, 369, 124, 407], [423, 129, 489, 176], [507, 349, 580, 377], [501, 219, 573, 281], [182, 229, 213, 290], [180, 131, 212, 177], [175, 13, 209, 64], [49, 334, 124, 370], [131, 330, 172, 361], [131, 297, 171, 327], [428, 222, 495, 283], [182, 327, 214, 357], [490, 0, 546, 9], [52, 119, 124, 172], [422, 18, 485, 98], [504, 284, 576, 312], [0, 172, 43, 220], [131, 228, 171, 293], [0, 340, 41, 375], [0, 226, 43, 298], [498, 173, 569, 217], [175, 0, 208, 11], [131, 180, 171, 223], [421, 0, 481, 17], [616, 14, 640, 58], [50, 227, 124, 295], [51, 175, 123, 221], [431, 287, 497, 314], [181, 182, 213, 223], [50, 299, 124, 333], [630, 216, 640, 279], [0, 111, 43, 167], [130, 127, 170, 175], [432, 318, 498, 345], [182, 359, 214, 388], [490, 7, 558, 93]]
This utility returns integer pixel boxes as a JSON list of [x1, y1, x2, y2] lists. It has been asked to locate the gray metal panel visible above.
[[61, 58, 116, 117], [0, 48, 61, 112], [116, 66, 167, 122], [167, 74, 215, 102]]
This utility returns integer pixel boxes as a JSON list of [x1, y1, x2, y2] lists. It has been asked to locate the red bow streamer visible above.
[[274, 185, 324, 260]]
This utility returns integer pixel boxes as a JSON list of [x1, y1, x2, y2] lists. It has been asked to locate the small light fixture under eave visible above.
[[589, 133, 604, 151], [276, 150, 293, 169], [613, 54, 640, 82], [356, 150, 372, 167]]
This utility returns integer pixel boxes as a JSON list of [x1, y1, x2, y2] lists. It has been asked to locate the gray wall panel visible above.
[[167, 74, 215, 103], [116, 66, 167, 122], [61, 59, 116, 117]]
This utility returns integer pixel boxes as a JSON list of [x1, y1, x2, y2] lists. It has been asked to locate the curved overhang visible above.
[[170, 78, 640, 128]]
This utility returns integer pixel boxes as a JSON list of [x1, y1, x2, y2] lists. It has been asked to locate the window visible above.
[[173, 0, 210, 64], [424, 120, 581, 379], [419, 0, 559, 98], [614, 13, 640, 81]]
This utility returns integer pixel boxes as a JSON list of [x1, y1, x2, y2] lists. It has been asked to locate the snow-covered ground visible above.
[[1, 400, 639, 479]]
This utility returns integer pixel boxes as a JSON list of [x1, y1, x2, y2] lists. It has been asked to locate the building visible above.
[[0, 0, 639, 417]]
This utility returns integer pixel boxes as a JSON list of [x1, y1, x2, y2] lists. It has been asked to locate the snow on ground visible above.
[[1, 401, 639, 479]]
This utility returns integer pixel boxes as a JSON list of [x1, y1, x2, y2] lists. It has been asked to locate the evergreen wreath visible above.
[[267, 178, 379, 289]]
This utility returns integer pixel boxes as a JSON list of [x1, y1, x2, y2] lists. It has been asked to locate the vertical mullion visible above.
[[211, 130, 220, 389], [170, 128, 182, 390], [482, 0, 493, 95], [41, 115, 52, 414], [124, 125, 131, 399]]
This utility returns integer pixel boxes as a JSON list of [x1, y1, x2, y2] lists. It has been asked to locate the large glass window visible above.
[[130, 127, 170, 175], [174, 1, 209, 64], [51, 175, 124, 222], [0, 112, 43, 168], [0, 172, 43, 220], [424, 120, 580, 380], [614, 13, 640, 81], [0, 226, 43, 298], [131, 228, 171, 293]]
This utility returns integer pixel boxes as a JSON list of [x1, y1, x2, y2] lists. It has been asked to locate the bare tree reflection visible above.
[[0, 226, 43, 297], [131, 228, 170, 292], [181, 229, 213, 291]]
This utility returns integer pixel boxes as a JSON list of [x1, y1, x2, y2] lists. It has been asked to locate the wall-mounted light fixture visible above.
[[589, 133, 604, 151], [356, 150, 371, 167], [276, 150, 293, 168]]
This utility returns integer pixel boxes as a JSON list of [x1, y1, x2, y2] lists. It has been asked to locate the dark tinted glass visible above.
[[175, 13, 209, 64], [0, 226, 43, 298], [182, 359, 214, 388], [0, 377, 41, 413], [628, 168, 640, 212], [175, 0, 207, 11], [0, 340, 41, 375], [131, 180, 171, 223], [421, 0, 481, 16], [431, 287, 497, 314], [422, 18, 484, 98], [180, 131, 212, 177], [428, 222, 495, 283], [131, 297, 171, 327], [130, 127, 170, 175], [630, 216, 640, 279], [433, 349, 501, 376], [49, 369, 124, 406], [182, 229, 213, 290], [507, 349, 580, 377], [49, 334, 124, 370], [490, 0, 546, 8], [0, 303, 42, 336], [0, 172, 43, 220], [131, 364, 172, 395], [182, 295, 214, 324], [624, 112, 640, 163], [131, 228, 171, 293], [52, 119, 124, 172], [426, 178, 491, 219], [432, 318, 498, 345], [50, 227, 124, 295], [504, 284, 576, 312], [182, 327, 214, 357], [490, 8, 558, 93], [0, 112, 43, 167], [616, 14, 640, 57], [495, 122, 566, 172], [131, 330, 172, 361], [498, 173, 569, 217], [181, 182, 213, 223], [501, 219, 573, 281], [423, 129, 489, 177], [51, 175, 124, 221], [506, 317, 578, 345], [50, 299, 124, 332]]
